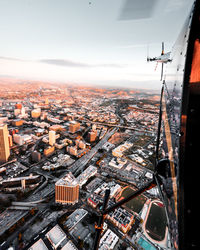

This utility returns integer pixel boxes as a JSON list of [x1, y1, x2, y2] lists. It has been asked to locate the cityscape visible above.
[[0, 78, 170, 250]]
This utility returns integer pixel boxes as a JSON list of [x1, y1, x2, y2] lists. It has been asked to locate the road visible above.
[[0, 128, 116, 240], [69, 128, 117, 176], [80, 119, 155, 134]]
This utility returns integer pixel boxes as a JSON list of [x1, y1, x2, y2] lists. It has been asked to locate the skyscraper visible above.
[[0, 124, 10, 163], [89, 130, 97, 142], [55, 172, 79, 204], [49, 130, 56, 146]]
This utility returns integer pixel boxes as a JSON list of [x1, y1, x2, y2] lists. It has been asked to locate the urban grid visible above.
[[0, 79, 169, 250]]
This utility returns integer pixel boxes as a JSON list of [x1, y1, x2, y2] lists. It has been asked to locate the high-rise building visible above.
[[45, 97, 49, 105], [0, 124, 10, 163], [89, 130, 97, 142], [49, 130, 56, 146], [31, 151, 41, 162], [69, 121, 80, 133], [55, 172, 79, 204], [31, 109, 41, 118]]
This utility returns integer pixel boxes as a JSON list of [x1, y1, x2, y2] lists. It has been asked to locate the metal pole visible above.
[[103, 179, 155, 215], [93, 189, 110, 250]]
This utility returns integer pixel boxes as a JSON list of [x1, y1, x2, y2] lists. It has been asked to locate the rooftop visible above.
[[55, 172, 78, 187], [45, 224, 66, 249], [28, 239, 48, 250]]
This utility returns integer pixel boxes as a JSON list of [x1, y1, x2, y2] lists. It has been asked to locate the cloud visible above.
[[0, 55, 124, 68], [39, 59, 89, 68], [116, 42, 164, 49], [96, 63, 124, 68], [39, 59, 124, 68], [0, 56, 25, 62]]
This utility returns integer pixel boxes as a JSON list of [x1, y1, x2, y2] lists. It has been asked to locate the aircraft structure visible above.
[[147, 42, 172, 81], [93, 0, 199, 249]]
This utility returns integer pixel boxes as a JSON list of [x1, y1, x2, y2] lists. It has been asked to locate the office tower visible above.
[[0, 124, 10, 163], [31, 151, 41, 162], [89, 130, 97, 142], [49, 130, 56, 146], [69, 121, 80, 133], [55, 172, 79, 204]]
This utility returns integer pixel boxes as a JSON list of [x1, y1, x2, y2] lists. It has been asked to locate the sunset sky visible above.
[[0, 0, 194, 89]]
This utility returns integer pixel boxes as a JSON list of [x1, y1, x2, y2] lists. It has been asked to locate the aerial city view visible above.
[[0, 0, 196, 249], [0, 79, 167, 250]]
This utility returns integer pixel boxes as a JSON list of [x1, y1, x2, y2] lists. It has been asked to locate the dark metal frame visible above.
[[93, 83, 166, 250]]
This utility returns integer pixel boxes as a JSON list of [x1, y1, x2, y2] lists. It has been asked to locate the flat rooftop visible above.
[[45, 224, 66, 248], [55, 172, 78, 187], [28, 239, 48, 250]]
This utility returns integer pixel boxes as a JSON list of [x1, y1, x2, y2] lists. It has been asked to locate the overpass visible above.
[[9, 201, 48, 211], [80, 119, 155, 134]]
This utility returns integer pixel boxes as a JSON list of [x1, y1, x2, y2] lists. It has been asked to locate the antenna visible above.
[[161, 42, 164, 55], [161, 62, 164, 81], [147, 44, 150, 62]]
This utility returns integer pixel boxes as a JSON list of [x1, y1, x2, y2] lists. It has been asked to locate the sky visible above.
[[0, 0, 194, 90]]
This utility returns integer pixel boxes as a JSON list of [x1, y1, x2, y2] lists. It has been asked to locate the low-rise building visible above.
[[44, 146, 55, 157], [94, 181, 121, 198], [76, 165, 97, 187], [112, 142, 133, 157], [102, 142, 115, 152], [61, 240, 78, 250], [67, 146, 77, 156], [28, 239, 48, 250], [13, 134, 32, 145], [12, 119, 24, 126], [31, 109, 41, 118], [106, 206, 135, 234], [99, 229, 119, 250], [45, 224, 66, 249], [63, 208, 88, 231]]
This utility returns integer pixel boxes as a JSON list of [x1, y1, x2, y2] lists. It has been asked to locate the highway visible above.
[[69, 128, 117, 176], [0, 129, 116, 239], [80, 119, 155, 134]]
